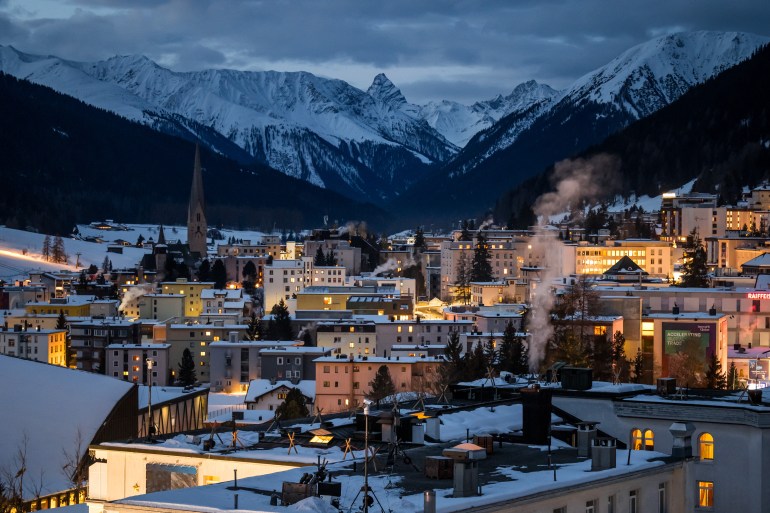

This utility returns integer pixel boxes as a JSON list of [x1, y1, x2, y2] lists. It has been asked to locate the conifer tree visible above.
[[414, 227, 427, 253], [314, 246, 326, 266], [178, 348, 197, 386], [470, 233, 493, 283], [56, 310, 68, 330], [453, 252, 471, 305], [197, 259, 211, 281], [366, 365, 396, 407], [325, 250, 337, 266], [42, 235, 51, 261], [211, 259, 228, 288], [678, 229, 709, 287], [51, 236, 67, 263], [499, 321, 528, 374], [727, 361, 739, 390], [267, 299, 294, 340], [443, 330, 464, 383], [705, 354, 727, 390], [246, 312, 263, 341], [632, 349, 644, 384], [275, 387, 310, 420]]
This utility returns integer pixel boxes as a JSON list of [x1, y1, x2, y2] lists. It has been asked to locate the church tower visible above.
[[187, 145, 208, 257]]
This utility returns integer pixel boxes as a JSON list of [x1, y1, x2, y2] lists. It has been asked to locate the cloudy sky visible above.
[[1, 0, 768, 104]]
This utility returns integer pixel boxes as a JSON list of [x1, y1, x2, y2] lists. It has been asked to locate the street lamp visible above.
[[146, 358, 154, 441]]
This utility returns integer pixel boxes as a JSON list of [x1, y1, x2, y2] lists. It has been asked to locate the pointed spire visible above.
[[187, 144, 208, 257], [157, 224, 166, 245], [189, 144, 205, 216]]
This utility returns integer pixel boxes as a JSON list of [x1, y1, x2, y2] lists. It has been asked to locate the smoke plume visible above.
[[119, 283, 156, 312], [371, 256, 416, 277], [527, 154, 619, 371]]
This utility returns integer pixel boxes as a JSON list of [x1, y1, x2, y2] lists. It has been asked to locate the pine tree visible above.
[[453, 252, 471, 304], [211, 259, 228, 288], [705, 354, 727, 390], [314, 246, 326, 266], [267, 299, 294, 340], [136, 234, 145, 247], [56, 310, 68, 330], [366, 365, 396, 407], [470, 233, 494, 283], [727, 361, 739, 390], [197, 259, 211, 281], [325, 250, 337, 266], [459, 220, 472, 241], [246, 312, 263, 341], [102, 256, 111, 273], [178, 348, 197, 386], [42, 235, 51, 261], [242, 261, 257, 279], [275, 387, 310, 420], [443, 330, 464, 383], [51, 236, 67, 263], [414, 227, 426, 253], [678, 229, 709, 287]]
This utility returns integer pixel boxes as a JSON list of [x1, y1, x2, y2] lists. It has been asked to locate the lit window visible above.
[[698, 481, 714, 508], [644, 429, 654, 450], [200, 341, 206, 346], [200, 351, 206, 357], [699, 433, 714, 460]]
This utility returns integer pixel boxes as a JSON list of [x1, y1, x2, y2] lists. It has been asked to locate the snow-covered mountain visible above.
[[419, 80, 558, 147], [447, 31, 769, 179], [0, 47, 457, 202]]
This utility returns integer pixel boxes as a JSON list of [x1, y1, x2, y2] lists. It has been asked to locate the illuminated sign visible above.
[[748, 292, 770, 299]]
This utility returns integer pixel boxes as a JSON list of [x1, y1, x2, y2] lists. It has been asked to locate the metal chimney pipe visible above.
[[424, 490, 436, 513]]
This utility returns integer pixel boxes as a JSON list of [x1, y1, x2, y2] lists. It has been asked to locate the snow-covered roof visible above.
[[0, 356, 135, 499], [138, 385, 208, 409], [245, 379, 316, 403], [313, 355, 443, 364], [742, 252, 770, 268]]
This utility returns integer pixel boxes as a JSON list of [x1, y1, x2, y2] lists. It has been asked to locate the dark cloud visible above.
[[1, 0, 769, 103]]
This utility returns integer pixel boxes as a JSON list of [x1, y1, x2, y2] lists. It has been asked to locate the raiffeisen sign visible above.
[[747, 292, 770, 300]]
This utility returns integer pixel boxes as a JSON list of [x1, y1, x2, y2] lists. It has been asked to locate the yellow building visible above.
[[160, 278, 214, 317], [25, 296, 93, 316], [0, 327, 68, 366], [575, 240, 673, 277]]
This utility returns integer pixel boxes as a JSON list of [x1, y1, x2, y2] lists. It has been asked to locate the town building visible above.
[[105, 343, 171, 385], [0, 325, 68, 365], [69, 319, 141, 372]]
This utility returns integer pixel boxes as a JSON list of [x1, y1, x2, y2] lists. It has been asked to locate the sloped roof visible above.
[[244, 379, 316, 403], [603, 255, 648, 275], [0, 357, 135, 499], [743, 252, 770, 268]]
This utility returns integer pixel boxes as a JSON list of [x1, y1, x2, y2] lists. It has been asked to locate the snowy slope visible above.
[[450, 31, 769, 178], [559, 31, 768, 117], [0, 226, 150, 282], [0, 46, 456, 200], [419, 80, 558, 147]]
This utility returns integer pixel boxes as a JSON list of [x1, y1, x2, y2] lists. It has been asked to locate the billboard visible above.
[[663, 322, 716, 358], [662, 322, 718, 381]]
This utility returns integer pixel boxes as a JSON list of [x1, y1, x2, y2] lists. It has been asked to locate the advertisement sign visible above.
[[663, 322, 716, 358]]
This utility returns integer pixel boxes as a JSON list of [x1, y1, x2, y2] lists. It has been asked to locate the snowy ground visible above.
[[0, 226, 149, 282]]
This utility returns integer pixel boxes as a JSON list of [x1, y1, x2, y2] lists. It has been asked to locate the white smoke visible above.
[[477, 215, 495, 231], [527, 154, 619, 371], [371, 256, 416, 277], [119, 283, 156, 312]]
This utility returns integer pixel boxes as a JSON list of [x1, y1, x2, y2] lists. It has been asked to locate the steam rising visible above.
[[527, 154, 619, 371], [119, 283, 156, 312], [371, 256, 416, 277]]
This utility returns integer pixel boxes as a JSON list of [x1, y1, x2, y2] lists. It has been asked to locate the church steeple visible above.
[[157, 224, 166, 245], [187, 145, 208, 257]]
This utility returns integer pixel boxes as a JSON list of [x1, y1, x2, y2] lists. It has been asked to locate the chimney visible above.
[[229, 331, 238, 343], [442, 443, 486, 497], [520, 385, 552, 445], [669, 422, 695, 458], [576, 421, 599, 458], [672, 303, 680, 315], [590, 437, 617, 470], [424, 490, 436, 513]]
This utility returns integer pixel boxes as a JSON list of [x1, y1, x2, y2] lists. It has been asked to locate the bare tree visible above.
[[0, 433, 30, 513], [61, 427, 88, 499]]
